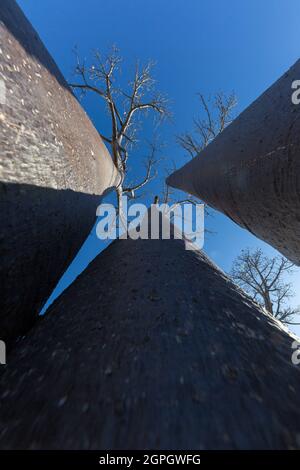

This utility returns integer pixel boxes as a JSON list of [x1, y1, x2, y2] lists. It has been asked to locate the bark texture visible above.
[[0, 233, 299, 449], [167, 60, 300, 265], [0, 0, 119, 344]]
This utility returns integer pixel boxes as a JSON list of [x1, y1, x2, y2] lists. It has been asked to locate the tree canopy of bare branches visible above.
[[162, 91, 237, 218], [178, 92, 237, 159], [69, 46, 169, 221], [230, 248, 300, 325]]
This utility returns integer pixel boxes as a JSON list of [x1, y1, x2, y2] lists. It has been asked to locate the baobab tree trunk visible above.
[[0, 0, 119, 345], [0, 218, 299, 449], [167, 59, 300, 266]]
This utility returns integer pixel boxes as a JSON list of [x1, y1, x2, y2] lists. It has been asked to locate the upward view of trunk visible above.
[[0, 0, 119, 344], [0, 221, 299, 449], [167, 59, 300, 266]]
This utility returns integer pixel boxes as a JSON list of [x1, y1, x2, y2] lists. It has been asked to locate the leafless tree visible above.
[[178, 92, 237, 159], [164, 91, 237, 216], [230, 248, 300, 325], [69, 46, 169, 225]]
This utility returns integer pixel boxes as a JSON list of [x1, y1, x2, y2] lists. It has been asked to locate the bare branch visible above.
[[123, 144, 158, 194], [70, 46, 169, 224], [178, 91, 237, 159], [230, 248, 299, 326], [99, 133, 112, 145]]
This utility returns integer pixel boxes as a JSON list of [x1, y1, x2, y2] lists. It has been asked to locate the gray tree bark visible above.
[[167, 60, 300, 266], [0, 228, 299, 449], [0, 0, 119, 345]]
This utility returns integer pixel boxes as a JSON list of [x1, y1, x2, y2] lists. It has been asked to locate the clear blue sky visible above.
[[17, 0, 300, 333]]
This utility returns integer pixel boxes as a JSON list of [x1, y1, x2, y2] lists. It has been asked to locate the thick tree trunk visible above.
[[167, 60, 300, 265], [0, 0, 119, 344], [0, 226, 299, 449]]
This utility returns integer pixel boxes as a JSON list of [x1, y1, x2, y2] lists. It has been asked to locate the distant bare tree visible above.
[[165, 91, 237, 218], [178, 92, 237, 158], [231, 248, 300, 325], [69, 46, 169, 224]]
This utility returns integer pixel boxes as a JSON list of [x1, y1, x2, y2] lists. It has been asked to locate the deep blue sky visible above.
[[17, 0, 300, 332]]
